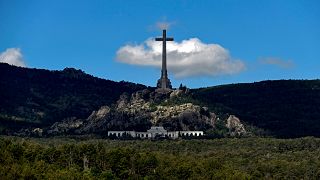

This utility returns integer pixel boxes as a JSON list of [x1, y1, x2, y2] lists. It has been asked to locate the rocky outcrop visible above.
[[116, 90, 151, 113], [113, 89, 217, 131], [170, 89, 183, 98], [32, 128, 43, 136], [77, 106, 111, 133], [149, 103, 216, 131], [226, 115, 246, 136], [47, 117, 83, 135], [87, 106, 110, 121], [151, 103, 199, 123], [43, 88, 246, 136], [116, 93, 129, 110]]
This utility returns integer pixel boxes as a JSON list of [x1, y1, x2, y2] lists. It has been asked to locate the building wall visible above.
[[136, 132, 150, 139], [107, 131, 125, 137], [167, 131, 179, 139], [179, 131, 203, 137], [147, 126, 167, 138], [108, 128, 204, 139], [126, 131, 136, 137]]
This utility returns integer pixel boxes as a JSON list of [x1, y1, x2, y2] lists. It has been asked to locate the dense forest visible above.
[[1, 63, 320, 138], [1, 136, 320, 179], [0, 63, 147, 130], [1, 64, 320, 179], [192, 80, 320, 138]]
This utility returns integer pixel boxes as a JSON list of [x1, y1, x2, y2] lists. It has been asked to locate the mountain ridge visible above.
[[1, 62, 320, 138], [0, 63, 148, 132]]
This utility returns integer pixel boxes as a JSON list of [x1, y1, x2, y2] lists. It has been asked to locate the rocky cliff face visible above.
[[48, 117, 83, 135], [32, 88, 247, 137], [226, 115, 246, 136], [113, 89, 216, 131]]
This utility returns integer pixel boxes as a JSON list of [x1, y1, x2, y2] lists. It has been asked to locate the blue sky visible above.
[[0, 0, 319, 88]]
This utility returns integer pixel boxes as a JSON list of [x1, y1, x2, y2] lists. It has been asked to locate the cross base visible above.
[[157, 76, 172, 89]]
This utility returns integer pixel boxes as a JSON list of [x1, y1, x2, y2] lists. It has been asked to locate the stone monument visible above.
[[155, 29, 173, 90]]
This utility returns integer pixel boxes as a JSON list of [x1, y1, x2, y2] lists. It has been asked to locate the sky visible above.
[[0, 0, 319, 88]]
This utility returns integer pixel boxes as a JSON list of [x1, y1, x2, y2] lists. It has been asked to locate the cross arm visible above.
[[166, 37, 174, 41], [155, 37, 174, 41]]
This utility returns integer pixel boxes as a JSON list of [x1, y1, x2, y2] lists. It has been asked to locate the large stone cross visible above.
[[155, 29, 173, 89]]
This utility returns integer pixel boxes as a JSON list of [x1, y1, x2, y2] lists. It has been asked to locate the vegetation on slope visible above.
[[2, 63, 320, 138], [1, 137, 320, 179], [0, 63, 147, 130], [192, 80, 320, 138]]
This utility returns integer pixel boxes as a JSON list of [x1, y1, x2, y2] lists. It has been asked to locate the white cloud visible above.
[[147, 20, 176, 31], [0, 48, 26, 67], [116, 38, 245, 78], [259, 57, 294, 69], [156, 21, 173, 30]]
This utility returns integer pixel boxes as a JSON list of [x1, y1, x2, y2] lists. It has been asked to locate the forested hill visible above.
[[1, 62, 320, 138], [0, 63, 147, 127], [192, 80, 320, 138]]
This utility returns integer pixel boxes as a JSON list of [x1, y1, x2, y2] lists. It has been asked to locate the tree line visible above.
[[1, 137, 320, 179]]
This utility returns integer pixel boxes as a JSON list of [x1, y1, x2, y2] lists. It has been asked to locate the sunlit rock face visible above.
[[226, 115, 246, 136], [87, 106, 110, 121], [112, 89, 216, 131], [41, 88, 246, 136], [47, 117, 83, 135]]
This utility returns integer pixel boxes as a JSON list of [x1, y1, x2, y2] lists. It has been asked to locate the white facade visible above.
[[179, 131, 204, 137], [147, 126, 167, 138], [108, 126, 204, 139]]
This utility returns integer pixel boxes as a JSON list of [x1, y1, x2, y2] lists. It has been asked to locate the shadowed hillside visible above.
[[0, 63, 148, 131], [192, 80, 320, 138], [1, 63, 320, 138]]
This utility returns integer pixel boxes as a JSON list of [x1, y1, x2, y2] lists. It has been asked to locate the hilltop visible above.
[[192, 80, 320, 137], [1, 62, 320, 138], [0, 63, 148, 132]]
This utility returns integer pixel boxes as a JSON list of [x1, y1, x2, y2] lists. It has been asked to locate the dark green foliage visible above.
[[0, 63, 147, 130], [97, 109, 153, 132], [2, 62, 320, 138], [192, 80, 320, 138], [159, 93, 201, 107], [1, 137, 320, 179], [206, 119, 229, 138]]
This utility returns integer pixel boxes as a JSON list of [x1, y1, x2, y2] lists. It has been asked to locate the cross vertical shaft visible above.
[[162, 29, 167, 79], [155, 29, 174, 89]]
